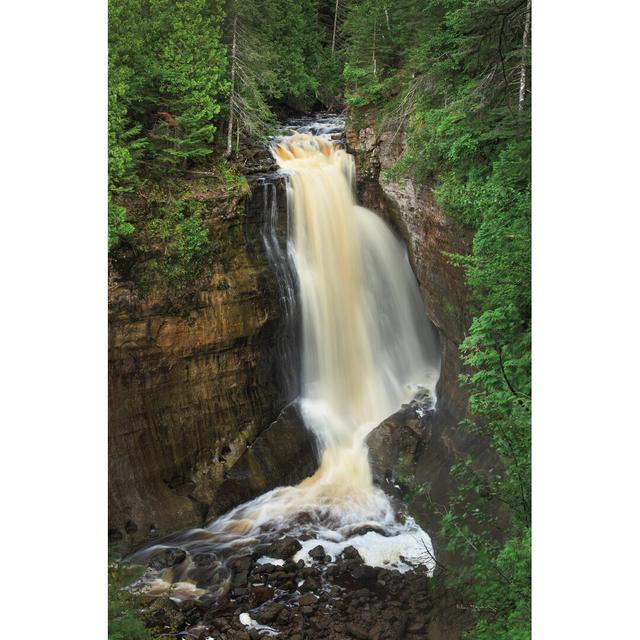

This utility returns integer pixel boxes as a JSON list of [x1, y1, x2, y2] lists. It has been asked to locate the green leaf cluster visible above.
[[108, 0, 348, 255], [146, 198, 215, 292]]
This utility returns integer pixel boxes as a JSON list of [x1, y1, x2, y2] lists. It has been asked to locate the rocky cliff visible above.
[[345, 120, 473, 423], [108, 175, 313, 547], [346, 115, 504, 559]]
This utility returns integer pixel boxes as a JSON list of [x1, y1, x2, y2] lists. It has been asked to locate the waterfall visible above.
[[260, 179, 299, 402], [129, 116, 442, 594], [270, 130, 440, 523]]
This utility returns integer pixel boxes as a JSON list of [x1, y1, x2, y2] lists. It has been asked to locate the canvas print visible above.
[[108, 1, 531, 638]]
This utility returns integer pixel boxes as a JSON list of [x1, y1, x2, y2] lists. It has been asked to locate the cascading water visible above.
[[129, 115, 441, 600], [260, 179, 299, 402]]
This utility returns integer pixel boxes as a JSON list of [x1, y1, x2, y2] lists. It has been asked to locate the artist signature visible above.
[[456, 603, 498, 614]]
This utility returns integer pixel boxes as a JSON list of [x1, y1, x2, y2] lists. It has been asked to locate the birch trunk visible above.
[[226, 15, 237, 157], [518, 0, 531, 111], [372, 16, 377, 78], [331, 0, 339, 55]]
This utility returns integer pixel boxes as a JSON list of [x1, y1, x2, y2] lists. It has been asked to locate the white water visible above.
[[130, 118, 441, 589], [269, 130, 440, 523]]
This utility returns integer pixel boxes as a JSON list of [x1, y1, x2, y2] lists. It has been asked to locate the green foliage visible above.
[[145, 0, 228, 170], [147, 199, 215, 292], [108, 198, 135, 251], [108, 0, 346, 254], [108, 559, 152, 640], [108, 0, 228, 254], [221, 163, 250, 196]]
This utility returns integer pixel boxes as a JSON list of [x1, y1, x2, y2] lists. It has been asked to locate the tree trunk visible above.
[[518, 0, 531, 111], [331, 0, 339, 55], [226, 14, 237, 157], [372, 16, 377, 78]]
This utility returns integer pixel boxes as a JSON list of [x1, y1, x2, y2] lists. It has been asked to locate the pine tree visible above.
[[145, 0, 228, 170], [224, 0, 279, 155]]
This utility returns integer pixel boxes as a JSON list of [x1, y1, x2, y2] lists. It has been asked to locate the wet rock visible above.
[[185, 625, 208, 639], [253, 562, 278, 574], [148, 547, 186, 570], [250, 543, 271, 559], [232, 571, 248, 587], [265, 536, 302, 559], [281, 579, 298, 592], [298, 593, 318, 607], [254, 602, 284, 624], [232, 555, 253, 572], [308, 545, 326, 561], [345, 523, 388, 537], [338, 546, 363, 563], [347, 622, 370, 639], [300, 576, 321, 592], [193, 552, 217, 568], [351, 564, 378, 582], [249, 585, 274, 605], [283, 559, 298, 572], [214, 404, 317, 516]]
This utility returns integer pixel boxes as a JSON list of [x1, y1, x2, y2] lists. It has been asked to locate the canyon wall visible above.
[[345, 118, 473, 423], [108, 177, 308, 547]]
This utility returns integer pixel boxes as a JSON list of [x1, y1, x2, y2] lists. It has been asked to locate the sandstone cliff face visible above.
[[345, 120, 473, 423], [109, 177, 300, 546]]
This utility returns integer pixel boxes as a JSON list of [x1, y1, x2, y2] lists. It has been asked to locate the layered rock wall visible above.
[[108, 178, 293, 546]]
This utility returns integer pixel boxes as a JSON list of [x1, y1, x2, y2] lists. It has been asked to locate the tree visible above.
[[145, 0, 228, 170], [224, 0, 279, 156]]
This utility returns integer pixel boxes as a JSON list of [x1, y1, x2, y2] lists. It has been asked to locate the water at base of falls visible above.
[[128, 114, 442, 601]]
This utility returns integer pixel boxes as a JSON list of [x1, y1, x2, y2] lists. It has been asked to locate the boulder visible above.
[[308, 545, 326, 561], [338, 546, 363, 563], [212, 403, 317, 515], [148, 547, 186, 570], [265, 537, 302, 559]]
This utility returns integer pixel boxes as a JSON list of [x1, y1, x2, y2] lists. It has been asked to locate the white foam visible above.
[[239, 612, 279, 636], [293, 518, 436, 575], [255, 556, 285, 566]]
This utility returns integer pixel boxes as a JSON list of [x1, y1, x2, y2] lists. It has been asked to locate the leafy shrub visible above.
[[147, 199, 214, 292]]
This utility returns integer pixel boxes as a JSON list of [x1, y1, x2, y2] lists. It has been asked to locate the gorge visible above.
[[109, 114, 489, 638], [108, 2, 531, 637]]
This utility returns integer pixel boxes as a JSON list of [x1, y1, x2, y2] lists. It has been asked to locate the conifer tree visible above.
[[224, 0, 279, 155]]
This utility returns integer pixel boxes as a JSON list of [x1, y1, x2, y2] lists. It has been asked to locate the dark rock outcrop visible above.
[[367, 398, 504, 566], [211, 403, 317, 516], [133, 547, 474, 640]]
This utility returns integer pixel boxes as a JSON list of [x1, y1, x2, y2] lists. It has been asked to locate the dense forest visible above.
[[109, 1, 531, 638]]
